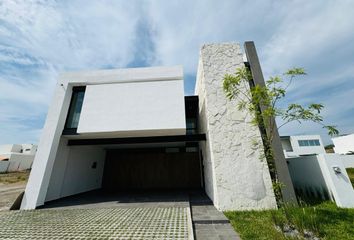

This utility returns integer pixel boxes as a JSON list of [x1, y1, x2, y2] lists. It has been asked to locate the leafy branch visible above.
[[223, 66, 339, 204], [223, 67, 339, 139]]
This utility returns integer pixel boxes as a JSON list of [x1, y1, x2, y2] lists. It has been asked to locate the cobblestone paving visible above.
[[0, 207, 190, 239]]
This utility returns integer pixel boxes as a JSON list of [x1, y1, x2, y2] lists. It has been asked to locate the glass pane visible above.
[[309, 140, 315, 146], [186, 118, 196, 129], [315, 140, 320, 146], [303, 140, 309, 146], [298, 140, 304, 146], [66, 91, 85, 129], [186, 129, 196, 135]]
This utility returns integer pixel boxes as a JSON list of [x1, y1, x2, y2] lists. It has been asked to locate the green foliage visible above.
[[223, 66, 339, 138], [346, 168, 354, 188], [225, 202, 354, 240], [223, 66, 339, 204]]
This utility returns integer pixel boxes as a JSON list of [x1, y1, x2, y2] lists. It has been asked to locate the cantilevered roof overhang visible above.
[[67, 134, 206, 146]]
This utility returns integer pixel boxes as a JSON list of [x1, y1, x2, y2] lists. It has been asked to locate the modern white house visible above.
[[332, 134, 354, 155], [20, 42, 297, 211], [280, 135, 325, 158], [281, 135, 354, 207], [0, 144, 37, 173]]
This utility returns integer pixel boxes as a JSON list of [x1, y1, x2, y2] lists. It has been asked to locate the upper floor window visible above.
[[298, 139, 320, 147], [186, 118, 197, 135], [65, 87, 86, 130]]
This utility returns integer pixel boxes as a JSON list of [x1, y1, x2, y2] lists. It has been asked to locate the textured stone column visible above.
[[195, 42, 277, 210]]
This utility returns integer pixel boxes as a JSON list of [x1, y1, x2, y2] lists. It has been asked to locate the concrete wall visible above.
[[287, 156, 332, 201], [45, 138, 105, 201], [341, 155, 354, 168], [0, 144, 22, 154], [22, 144, 38, 155], [0, 161, 10, 173], [45, 138, 71, 201], [289, 154, 354, 208], [332, 134, 354, 154], [0, 153, 34, 172], [281, 138, 293, 152], [318, 154, 354, 207], [195, 42, 277, 210], [78, 79, 186, 137], [60, 146, 105, 198], [7, 154, 34, 171]]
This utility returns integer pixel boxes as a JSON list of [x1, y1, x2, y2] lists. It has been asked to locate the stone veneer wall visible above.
[[195, 42, 277, 210]]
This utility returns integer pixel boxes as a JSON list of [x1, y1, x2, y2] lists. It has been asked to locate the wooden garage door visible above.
[[102, 148, 202, 191]]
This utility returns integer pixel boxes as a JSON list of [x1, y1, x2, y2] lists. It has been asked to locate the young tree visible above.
[[223, 67, 339, 203]]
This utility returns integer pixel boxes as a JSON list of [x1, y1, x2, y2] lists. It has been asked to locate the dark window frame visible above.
[[63, 86, 86, 135]]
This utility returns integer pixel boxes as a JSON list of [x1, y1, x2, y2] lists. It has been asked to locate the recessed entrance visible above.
[[102, 147, 202, 191]]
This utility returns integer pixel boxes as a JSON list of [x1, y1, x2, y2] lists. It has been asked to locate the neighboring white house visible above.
[[0, 144, 37, 173], [280, 135, 354, 208], [280, 135, 326, 158], [20, 42, 297, 211], [332, 134, 354, 155]]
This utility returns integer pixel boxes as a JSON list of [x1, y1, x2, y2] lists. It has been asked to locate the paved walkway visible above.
[[190, 192, 240, 240]]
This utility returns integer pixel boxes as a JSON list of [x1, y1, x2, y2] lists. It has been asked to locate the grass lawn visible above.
[[0, 170, 29, 184], [346, 168, 354, 188], [225, 202, 354, 240]]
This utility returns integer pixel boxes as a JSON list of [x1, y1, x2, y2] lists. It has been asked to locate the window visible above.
[[186, 118, 197, 134], [298, 139, 321, 147], [185, 96, 198, 135], [65, 87, 86, 130]]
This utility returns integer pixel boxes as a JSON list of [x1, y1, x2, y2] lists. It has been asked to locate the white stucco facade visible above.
[[332, 134, 354, 154], [78, 79, 185, 137], [195, 43, 277, 211], [21, 66, 186, 209], [281, 135, 325, 158]]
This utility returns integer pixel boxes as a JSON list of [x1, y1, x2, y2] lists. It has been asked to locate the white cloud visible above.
[[0, 0, 354, 145], [0, 0, 144, 144]]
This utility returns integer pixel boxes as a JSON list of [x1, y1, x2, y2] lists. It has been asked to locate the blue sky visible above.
[[0, 0, 354, 145]]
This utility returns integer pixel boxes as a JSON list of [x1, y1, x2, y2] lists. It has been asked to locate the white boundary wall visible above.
[[332, 134, 354, 154], [289, 154, 354, 208]]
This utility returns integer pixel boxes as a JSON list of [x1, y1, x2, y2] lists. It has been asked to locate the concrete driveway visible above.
[[0, 191, 240, 239], [0, 191, 193, 240], [0, 207, 192, 240]]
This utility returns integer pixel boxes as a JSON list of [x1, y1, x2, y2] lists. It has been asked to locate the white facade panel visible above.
[[332, 134, 354, 154], [282, 135, 325, 158], [77, 80, 186, 137], [60, 146, 105, 198]]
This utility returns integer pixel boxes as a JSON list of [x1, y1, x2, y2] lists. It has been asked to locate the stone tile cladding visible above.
[[195, 42, 277, 210]]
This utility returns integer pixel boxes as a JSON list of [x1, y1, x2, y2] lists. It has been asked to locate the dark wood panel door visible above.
[[103, 149, 202, 191]]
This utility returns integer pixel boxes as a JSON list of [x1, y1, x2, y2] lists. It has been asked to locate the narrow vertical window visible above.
[[65, 87, 86, 131]]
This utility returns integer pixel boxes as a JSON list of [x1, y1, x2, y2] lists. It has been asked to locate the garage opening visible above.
[[102, 146, 202, 192]]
